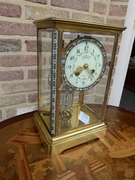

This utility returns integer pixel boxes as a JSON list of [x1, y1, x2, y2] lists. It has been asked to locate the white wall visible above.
[[109, 0, 135, 106]]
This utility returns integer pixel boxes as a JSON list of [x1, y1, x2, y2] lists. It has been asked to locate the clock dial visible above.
[[61, 37, 107, 91]]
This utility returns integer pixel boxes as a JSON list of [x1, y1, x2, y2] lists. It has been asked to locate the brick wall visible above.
[[0, 0, 128, 121]]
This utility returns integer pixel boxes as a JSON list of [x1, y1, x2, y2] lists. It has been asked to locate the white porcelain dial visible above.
[[61, 37, 107, 91]]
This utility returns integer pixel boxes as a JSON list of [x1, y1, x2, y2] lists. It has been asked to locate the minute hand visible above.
[[87, 68, 95, 79]]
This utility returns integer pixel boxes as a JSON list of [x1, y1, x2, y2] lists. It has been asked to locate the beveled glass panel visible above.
[[38, 29, 52, 132]]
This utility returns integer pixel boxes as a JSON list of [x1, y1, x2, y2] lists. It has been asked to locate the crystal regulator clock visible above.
[[33, 18, 125, 155]]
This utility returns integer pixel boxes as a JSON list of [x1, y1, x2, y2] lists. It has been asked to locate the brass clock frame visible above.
[[33, 17, 125, 155]]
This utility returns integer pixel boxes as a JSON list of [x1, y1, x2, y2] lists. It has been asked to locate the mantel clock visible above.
[[33, 17, 125, 155]]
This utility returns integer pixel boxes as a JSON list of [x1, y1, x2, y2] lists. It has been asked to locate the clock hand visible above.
[[87, 68, 95, 79], [83, 64, 95, 79], [73, 64, 95, 79], [73, 66, 84, 76]]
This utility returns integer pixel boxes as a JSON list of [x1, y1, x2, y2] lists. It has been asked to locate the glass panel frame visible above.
[[57, 31, 116, 133]]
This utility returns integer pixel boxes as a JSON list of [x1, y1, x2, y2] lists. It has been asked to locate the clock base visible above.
[[34, 112, 107, 155]]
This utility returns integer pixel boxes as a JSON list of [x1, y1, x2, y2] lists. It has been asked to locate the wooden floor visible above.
[[0, 106, 135, 180]]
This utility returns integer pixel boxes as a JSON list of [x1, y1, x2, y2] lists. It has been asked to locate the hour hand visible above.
[[73, 66, 84, 76]]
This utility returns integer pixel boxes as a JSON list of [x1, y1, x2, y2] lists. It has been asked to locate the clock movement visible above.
[[33, 17, 125, 155]]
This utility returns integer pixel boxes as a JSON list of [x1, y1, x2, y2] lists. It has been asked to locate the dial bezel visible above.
[[61, 36, 107, 91]]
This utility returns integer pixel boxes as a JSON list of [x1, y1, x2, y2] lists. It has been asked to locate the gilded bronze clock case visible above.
[[33, 17, 125, 155]]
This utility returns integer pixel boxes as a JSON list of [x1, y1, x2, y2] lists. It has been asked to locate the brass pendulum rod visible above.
[[78, 91, 84, 105]]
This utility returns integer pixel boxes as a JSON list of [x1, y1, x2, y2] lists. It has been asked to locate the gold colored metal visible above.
[[34, 17, 125, 35], [33, 17, 126, 155], [40, 103, 80, 131], [34, 112, 107, 155], [78, 91, 84, 105]]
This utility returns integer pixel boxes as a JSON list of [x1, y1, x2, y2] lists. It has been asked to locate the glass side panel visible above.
[[38, 29, 52, 132], [58, 31, 115, 133]]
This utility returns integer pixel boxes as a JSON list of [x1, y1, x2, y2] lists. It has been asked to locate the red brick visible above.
[[105, 37, 115, 43], [107, 18, 125, 26], [93, 2, 107, 15], [51, 0, 90, 11], [0, 55, 37, 67], [0, 95, 26, 107], [25, 6, 70, 20], [28, 69, 37, 79], [104, 44, 114, 54], [83, 94, 93, 103], [72, 13, 105, 24], [25, 0, 47, 4], [104, 66, 109, 75], [28, 93, 37, 103], [0, 39, 21, 52], [96, 86, 106, 94], [42, 69, 51, 79], [84, 88, 94, 95], [98, 76, 108, 85], [40, 41, 52, 52], [44, 80, 51, 90], [109, 5, 127, 17], [0, 70, 24, 81], [25, 40, 52, 52], [0, 2, 21, 18], [0, 21, 36, 36], [25, 40, 37, 52], [2, 82, 37, 94], [6, 108, 19, 119], [95, 95, 104, 103], [6, 105, 37, 119]]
